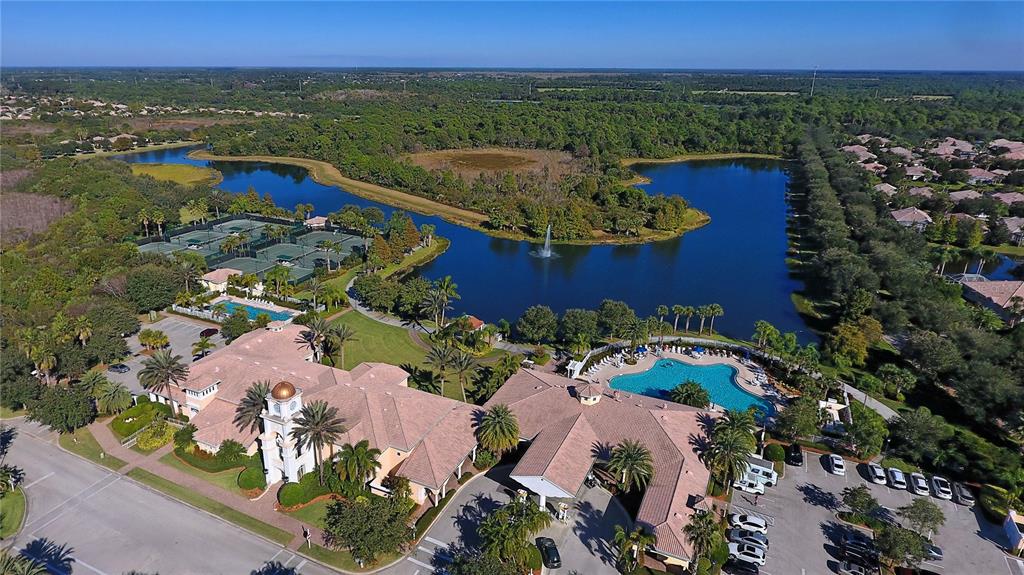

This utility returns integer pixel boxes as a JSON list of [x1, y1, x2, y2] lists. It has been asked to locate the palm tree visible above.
[[613, 525, 657, 574], [706, 303, 724, 334], [931, 245, 958, 276], [669, 381, 710, 408], [138, 350, 189, 413], [683, 509, 719, 564], [608, 439, 654, 492], [76, 370, 108, 396], [94, 380, 133, 415], [425, 344, 454, 398], [0, 552, 47, 575], [497, 353, 521, 380], [177, 259, 199, 293], [296, 316, 329, 362], [451, 351, 475, 403], [420, 288, 448, 327], [233, 380, 271, 434], [480, 497, 552, 566], [718, 409, 758, 439], [695, 305, 711, 335], [334, 439, 382, 484], [707, 422, 756, 491], [192, 336, 215, 358], [137, 208, 151, 237], [671, 304, 685, 333], [306, 278, 325, 310], [624, 317, 648, 360], [74, 317, 92, 347], [476, 404, 520, 455], [290, 400, 346, 486], [327, 324, 357, 369], [974, 247, 997, 275], [682, 305, 696, 333], [656, 305, 669, 330], [264, 265, 290, 297], [435, 276, 460, 327]]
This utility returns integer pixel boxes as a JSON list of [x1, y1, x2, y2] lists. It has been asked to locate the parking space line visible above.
[[407, 557, 434, 572], [23, 471, 54, 489], [29, 475, 122, 535], [294, 559, 307, 571], [424, 536, 447, 547]]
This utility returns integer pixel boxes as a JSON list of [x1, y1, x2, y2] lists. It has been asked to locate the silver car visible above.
[[866, 463, 886, 484], [910, 472, 930, 496], [887, 467, 907, 489], [727, 528, 769, 551], [931, 475, 953, 500]]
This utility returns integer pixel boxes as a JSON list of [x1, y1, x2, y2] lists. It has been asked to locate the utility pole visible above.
[[809, 67, 818, 98]]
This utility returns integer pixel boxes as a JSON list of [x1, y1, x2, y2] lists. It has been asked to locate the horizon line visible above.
[[3, 65, 1024, 74]]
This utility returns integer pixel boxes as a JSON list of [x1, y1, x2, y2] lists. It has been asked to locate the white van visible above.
[[746, 455, 778, 487]]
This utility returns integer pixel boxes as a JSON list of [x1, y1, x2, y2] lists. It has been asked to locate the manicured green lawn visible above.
[[993, 243, 1024, 257], [0, 488, 26, 539], [285, 498, 331, 527], [159, 452, 245, 495], [302, 544, 401, 572], [127, 468, 293, 546], [58, 427, 127, 471], [331, 311, 429, 371], [0, 406, 24, 419]]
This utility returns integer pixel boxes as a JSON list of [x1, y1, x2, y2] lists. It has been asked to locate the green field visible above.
[[158, 452, 246, 495], [0, 406, 24, 419], [127, 468, 292, 546], [302, 544, 401, 572], [0, 488, 26, 539], [130, 162, 222, 186], [331, 311, 429, 370], [285, 498, 331, 526], [58, 426, 127, 471]]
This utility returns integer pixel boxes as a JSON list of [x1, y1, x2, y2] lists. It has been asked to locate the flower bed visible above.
[[110, 399, 172, 439]]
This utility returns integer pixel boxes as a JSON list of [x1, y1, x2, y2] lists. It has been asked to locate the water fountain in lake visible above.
[[531, 224, 557, 258]]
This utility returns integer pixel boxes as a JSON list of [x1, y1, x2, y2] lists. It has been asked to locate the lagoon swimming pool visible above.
[[221, 301, 295, 322], [610, 358, 773, 415]]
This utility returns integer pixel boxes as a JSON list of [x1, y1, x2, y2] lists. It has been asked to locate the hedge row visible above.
[[111, 400, 172, 439], [174, 445, 248, 473], [278, 472, 333, 507]]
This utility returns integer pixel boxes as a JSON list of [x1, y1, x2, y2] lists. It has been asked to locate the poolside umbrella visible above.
[[695, 346, 705, 353]]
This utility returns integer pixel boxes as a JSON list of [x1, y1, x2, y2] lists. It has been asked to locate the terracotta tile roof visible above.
[[486, 370, 713, 561], [908, 186, 934, 198], [964, 280, 1024, 310], [192, 398, 257, 449], [990, 138, 1024, 151], [966, 168, 998, 181], [202, 268, 242, 284], [1003, 217, 1024, 234], [873, 183, 897, 196], [890, 207, 933, 224], [465, 315, 485, 330], [993, 192, 1024, 205], [905, 165, 937, 178], [841, 145, 876, 162], [948, 189, 981, 201], [886, 146, 914, 160]]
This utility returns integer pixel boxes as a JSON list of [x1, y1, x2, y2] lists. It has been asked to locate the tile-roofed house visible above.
[[930, 137, 974, 158], [856, 134, 890, 145], [960, 280, 1024, 325], [989, 138, 1024, 153], [463, 315, 485, 331], [486, 370, 713, 570], [885, 146, 914, 161], [841, 144, 876, 163], [948, 189, 982, 202], [146, 323, 479, 505], [890, 207, 933, 231], [304, 215, 328, 228], [905, 165, 938, 181], [873, 183, 897, 197], [200, 267, 242, 293], [861, 162, 887, 175], [965, 168, 998, 184], [993, 192, 1024, 206], [908, 186, 934, 198], [1003, 217, 1024, 246]]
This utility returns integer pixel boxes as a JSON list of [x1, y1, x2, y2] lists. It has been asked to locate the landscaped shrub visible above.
[[175, 445, 246, 473], [763, 443, 786, 462], [473, 449, 498, 470], [415, 489, 455, 538], [238, 464, 267, 491], [111, 401, 172, 439], [278, 471, 332, 507], [135, 420, 174, 451], [980, 484, 1011, 523], [879, 456, 918, 474], [458, 472, 473, 485]]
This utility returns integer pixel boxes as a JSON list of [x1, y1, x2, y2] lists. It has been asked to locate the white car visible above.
[[728, 542, 767, 566], [931, 475, 953, 500], [887, 467, 908, 490], [733, 476, 766, 495], [866, 463, 886, 484], [828, 454, 846, 476], [910, 472, 930, 496], [728, 513, 768, 534], [727, 528, 769, 551]]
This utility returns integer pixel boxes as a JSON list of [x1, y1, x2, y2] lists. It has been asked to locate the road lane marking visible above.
[[424, 536, 447, 547], [23, 471, 54, 488], [268, 548, 285, 562], [407, 557, 434, 571], [294, 559, 307, 571], [24, 473, 115, 529]]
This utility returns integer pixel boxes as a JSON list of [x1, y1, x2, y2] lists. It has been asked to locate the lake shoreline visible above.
[[76, 140, 202, 159], [620, 152, 785, 167], [188, 149, 710, 246]]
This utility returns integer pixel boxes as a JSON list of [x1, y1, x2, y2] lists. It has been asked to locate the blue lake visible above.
[[117, 146, 812, 341]]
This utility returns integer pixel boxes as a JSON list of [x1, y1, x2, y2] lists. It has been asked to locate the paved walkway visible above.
[[842, 383, 899, 421], [87, 421, 322, 551]]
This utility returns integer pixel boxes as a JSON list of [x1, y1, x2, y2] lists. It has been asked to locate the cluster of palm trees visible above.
[[226, 272, 261, 298], [424, 343, 477, 402], [220, 232, 251, 256], [613, 525, 657, 574], [660, 303, 726, 336], [479, 495, 553, 568], [419, 276, 459, 329], [136, 207, 166, 237], [137, 328, 170, 351], [295, 317, 357, 367], [76, 370, 133, 415], [14, 313, 93, 385], [302, 278, 346, 311], [705, 409, 758, 494]]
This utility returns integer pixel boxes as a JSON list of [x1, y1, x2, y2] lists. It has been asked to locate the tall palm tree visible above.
[[74, 317, 92, 347], [931, 245, 958, 276], [425, 344, 454, 398], [683, 509, 719, 564], [327, 324, 357, 369], [95, 380, 133, 415], [624, 317, 648, 360], [233, 380, 271, 434], [306, 278, 325, 310], [192, 336, 215, 358], [613, 525, 657, 574], [707, 303, 724, 334], [334, 439, 382, 484], [138, 350, 189, 413], [435, 276, 460, 327], [480, 497, 552, 566], [420, 288, 448, 327], [76, 370, 108, 397], [451, 350, 475, 403], [682, 305, 696, 333], [296, 316, 329, 362], [476, 404, 520, 455], [290, 400, 346, 486], [974, 247, 997, 275], [708, 426, 755, 491], [695, 305, 711, 335], [671, 304, 685, 333], [497, 353, 521, 380], [177, 259, 198, 293], [718, 409, 758, 440], [608, 439, 654, 492], [656, 305, 669, 330]]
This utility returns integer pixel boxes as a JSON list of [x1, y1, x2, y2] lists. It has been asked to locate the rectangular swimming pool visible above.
[[221, 301, 295, 322]]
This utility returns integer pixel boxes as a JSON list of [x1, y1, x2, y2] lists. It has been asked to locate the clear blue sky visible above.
[[3, 1, 1022, 70]]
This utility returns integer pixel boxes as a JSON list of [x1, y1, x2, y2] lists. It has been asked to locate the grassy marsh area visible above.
[[130, 162, 222, 186]]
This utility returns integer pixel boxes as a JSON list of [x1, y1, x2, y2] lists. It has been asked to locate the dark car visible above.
[[786, 443, 803, 466], [536, 537, 561, 569], [723, 559, 760, 574], [199, 328, 219, 338], [107, 363, 130, 374]]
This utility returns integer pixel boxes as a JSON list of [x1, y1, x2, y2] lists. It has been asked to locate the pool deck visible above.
[[585, 348, 783, 413]]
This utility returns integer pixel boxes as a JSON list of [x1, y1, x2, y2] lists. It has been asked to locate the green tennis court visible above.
[[257, 243, 317, 264], [138, 242, 185, 255], [213, 219, 268, 234], [292, 230, 362, 252], [170, 229, 229, 247], [217, 257, 277, 276]]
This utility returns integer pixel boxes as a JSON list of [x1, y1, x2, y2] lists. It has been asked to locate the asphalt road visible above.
[[3, 418, 335, 575]]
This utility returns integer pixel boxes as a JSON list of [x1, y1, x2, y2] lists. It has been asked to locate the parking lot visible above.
[[728, 451, 1024, 575], [106, 315, 223, 394]]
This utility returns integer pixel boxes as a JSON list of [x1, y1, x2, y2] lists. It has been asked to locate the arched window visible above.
[[273, 403, 281, 415], [289, 400, 297, 412]]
